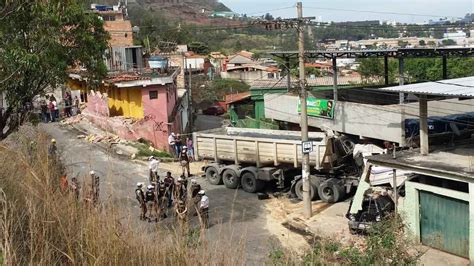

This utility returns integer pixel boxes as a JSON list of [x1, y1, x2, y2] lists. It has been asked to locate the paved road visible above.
[[194, 114, 225, 131], [41, 123, 280, 264]]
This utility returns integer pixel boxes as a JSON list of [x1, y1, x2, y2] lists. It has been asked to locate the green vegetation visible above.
[[0, 127, 246, 264], [270, 215, 421, 265], [358, 57, 474, 84], [195, 78, 250, 103], [0, 0, 109, 139], [126, 141, 172, 158]]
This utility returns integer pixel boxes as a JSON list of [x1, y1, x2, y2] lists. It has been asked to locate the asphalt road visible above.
[[41, 123, 280, 264], [194, 114, 225, 131]]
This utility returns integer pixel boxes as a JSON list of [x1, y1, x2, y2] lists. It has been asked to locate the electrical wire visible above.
[[304, 6, 465, 19]]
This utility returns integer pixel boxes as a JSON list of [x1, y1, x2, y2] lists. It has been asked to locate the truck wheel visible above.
[[294, 179, 315, 201], [222, 169, 240, 189], [318, 179, 345, 203], [241, 172, 263, 193], [206, 167, 222, 185]]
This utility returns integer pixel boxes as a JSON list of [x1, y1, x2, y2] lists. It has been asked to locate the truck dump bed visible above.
[[193, 127, 328, 168]]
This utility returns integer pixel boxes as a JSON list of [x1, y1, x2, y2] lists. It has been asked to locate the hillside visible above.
[[91, 0, 234, 25]]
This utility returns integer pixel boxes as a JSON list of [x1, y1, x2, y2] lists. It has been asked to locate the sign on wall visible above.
[[297, 98, 335, 119]]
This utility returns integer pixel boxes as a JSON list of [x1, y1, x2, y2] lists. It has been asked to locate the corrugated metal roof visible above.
[[378, 76, 474, 97]]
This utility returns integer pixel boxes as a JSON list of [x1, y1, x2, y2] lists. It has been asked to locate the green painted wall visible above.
[[402, 181, 473, 261]]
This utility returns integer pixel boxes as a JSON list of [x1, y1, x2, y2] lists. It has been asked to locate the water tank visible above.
[[149, 56, 168, 70]]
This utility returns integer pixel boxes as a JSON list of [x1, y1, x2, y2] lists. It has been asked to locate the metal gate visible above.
[[419, 191, 469, 258]]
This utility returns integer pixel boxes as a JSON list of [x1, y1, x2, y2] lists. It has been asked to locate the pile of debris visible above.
[[60, 115, 85, 125], [77, 133, 121, 144]]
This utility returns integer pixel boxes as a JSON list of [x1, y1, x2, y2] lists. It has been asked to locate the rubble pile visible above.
[[77, 133, 121, 144], [60, 115, 85, 125]]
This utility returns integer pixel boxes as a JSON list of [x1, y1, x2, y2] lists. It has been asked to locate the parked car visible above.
[[203, 106, 225, 116]]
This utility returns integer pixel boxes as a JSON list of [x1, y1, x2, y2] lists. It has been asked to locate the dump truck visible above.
[[193, 127, 366, 203]]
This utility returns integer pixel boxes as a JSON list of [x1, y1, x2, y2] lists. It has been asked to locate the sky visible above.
[[220, 0, 473, 23]]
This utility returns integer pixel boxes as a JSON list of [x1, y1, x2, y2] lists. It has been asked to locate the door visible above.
[[419, 191, 469, 258]]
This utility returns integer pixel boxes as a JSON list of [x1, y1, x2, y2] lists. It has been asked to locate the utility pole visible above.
[[297, 2, 312, 219], [188, 64, 193, 132]]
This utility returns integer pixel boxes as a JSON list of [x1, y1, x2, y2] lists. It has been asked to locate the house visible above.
[[221, 64, 281, 84], [68, 66, 182, 151], [226, 51, 254, 68], [92, 4, 133, 47], [348, 78, 474, 261], [65, 4, 189, 151], [209, 52, 227, 74]]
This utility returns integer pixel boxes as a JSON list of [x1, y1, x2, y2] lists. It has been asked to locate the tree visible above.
[[0, 0, 109, 139], [264, 13, 274, 21], [441, 39, 456, 46], [188, 42, 209, 55]]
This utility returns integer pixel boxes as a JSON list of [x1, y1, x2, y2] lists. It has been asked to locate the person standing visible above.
[[163, 172, 174, 208], [174, 177, 187, 203], [40, 100, 49, 123], [198, 190, 209, 229], [175, 134, 183, 156], [50, 95, 59, 121], [48, 139, 57, 157], [186, 137, 194, 162], [168, 132, 177, 157], [135, 183, 147, 220], [48, 99, 56, 122], [175, 200, 188, 230], [74, 96, 80, 115], [157, 182, 168, 219], [179, 146, 191, 177], [148, 156, 160, 183], [145, 184, 157, 222]]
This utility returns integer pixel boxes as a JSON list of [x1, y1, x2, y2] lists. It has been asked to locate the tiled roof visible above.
[[250, 75, 362, 88], [225, 92, 251, 104]]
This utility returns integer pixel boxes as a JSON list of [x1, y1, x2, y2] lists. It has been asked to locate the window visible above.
[[267, 73, 275, 79], [149, 90, 158, 100]]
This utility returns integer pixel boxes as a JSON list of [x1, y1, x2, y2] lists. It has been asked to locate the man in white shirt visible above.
[[198, 190, 209, 229], [148, 156, 160, 183], [168, 132, 176, 157]]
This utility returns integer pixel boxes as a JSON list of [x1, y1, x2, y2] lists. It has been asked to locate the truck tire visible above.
[[222, 169, 240, 189], [318, 179, 346, 203], [241, 172, 263, 193], [294, 178, 315, 201], [206, 167, 222, 185]]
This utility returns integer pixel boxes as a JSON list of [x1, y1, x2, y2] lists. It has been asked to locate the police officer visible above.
[[145, 185, 157, 222], [179, 146, 191, 177], [174, 177, 187, 203], [198, 190, 209, 229], [163, 172, 174, 208], [157, 182, 168, 219], [135, 183, 147, 220]]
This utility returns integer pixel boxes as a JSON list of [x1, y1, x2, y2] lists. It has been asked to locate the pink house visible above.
[[72, 67, 184, 152]]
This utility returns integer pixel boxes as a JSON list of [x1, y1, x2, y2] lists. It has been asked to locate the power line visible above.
[[304, 6, 464, 19]]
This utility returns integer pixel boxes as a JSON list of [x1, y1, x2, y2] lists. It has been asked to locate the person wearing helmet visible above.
[[145, 184, 157, 222], [163, 172, 174, 208], [157, 182, 168, 219], [190, 179, 201, 198], [198, 190, 209, 229], [135, 183, 147, 220], [48, 138, 57, 157], [174, 177, 187, 202], [179, 145, 191, 178], [148, 156, 160, 183]]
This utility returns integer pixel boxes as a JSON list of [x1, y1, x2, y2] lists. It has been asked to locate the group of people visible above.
[[40, 92, 80, 123], [168, 132, 194, 161], [135, 164, 209, 229]]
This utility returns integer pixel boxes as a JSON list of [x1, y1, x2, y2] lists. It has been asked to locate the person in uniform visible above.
[[135, 183, 147, 220], [198, 190, 209, 229], [145, 185, 157, 222], [179, 146, 191, 177], [163, 172, 175, 208]]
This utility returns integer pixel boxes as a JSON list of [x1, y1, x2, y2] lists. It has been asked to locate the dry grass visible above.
[[0, 127, 247, 265]]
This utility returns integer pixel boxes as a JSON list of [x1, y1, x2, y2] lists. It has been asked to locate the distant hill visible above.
[[87, 0, 234, 25], [133, 0, 233, 24]]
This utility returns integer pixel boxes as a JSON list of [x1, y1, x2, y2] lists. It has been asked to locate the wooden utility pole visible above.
[[297, 2, 312, 219], [188, 64, 193, 132]]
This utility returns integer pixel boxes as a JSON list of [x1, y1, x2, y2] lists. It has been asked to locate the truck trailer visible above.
[[193, 127, 365, 203]]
